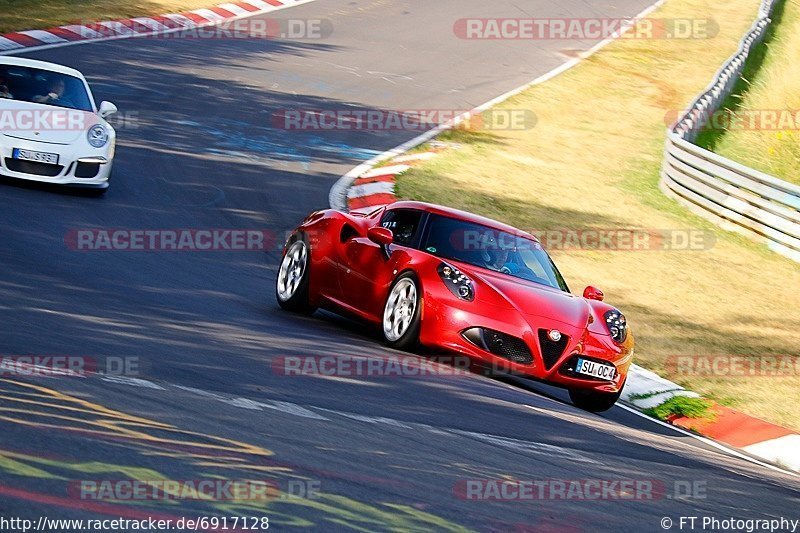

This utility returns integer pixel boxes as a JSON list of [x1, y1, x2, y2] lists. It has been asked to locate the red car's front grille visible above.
[[537, 329, 570, 370], [485, 332, 533, 364], [462, 328, 533, 365]]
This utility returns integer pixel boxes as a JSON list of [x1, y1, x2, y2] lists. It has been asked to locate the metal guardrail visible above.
[[660, 0, 800, 262]]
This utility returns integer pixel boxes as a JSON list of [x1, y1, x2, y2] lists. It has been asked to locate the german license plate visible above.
[[12, 148, 59, 165], [575, 358, 616, 380]]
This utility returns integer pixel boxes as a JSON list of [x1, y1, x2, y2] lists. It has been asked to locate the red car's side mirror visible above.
[[583, 286, 604, 301], [367, 226, 393, 246]]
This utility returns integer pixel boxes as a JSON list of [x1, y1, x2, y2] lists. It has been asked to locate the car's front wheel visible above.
[[568, 386, 623, 413], [276, 235, 316, 314], [382, 272, 421, 350]]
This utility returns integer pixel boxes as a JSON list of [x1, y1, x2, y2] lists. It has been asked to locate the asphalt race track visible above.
[[0, 0, 798, 530]]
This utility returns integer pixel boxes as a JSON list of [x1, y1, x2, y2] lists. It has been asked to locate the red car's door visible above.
[[337, 209, 424, 321], [338, 237, 395, 320]]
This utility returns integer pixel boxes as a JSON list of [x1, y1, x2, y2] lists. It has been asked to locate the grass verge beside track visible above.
[[0, 1, 230, 33], [396, 0, 800, 430], [697, 0, 800, 185]]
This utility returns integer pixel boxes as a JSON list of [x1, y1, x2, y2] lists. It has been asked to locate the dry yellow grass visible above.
[[0, 1, 230, 33], [398, 0, 800, 429], [709, 0, 800, 185]]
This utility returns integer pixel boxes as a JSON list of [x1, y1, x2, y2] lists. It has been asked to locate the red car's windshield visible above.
[[421, 213, 570, 292]]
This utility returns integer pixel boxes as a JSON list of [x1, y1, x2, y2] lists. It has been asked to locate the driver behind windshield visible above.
[[484, 246, 517, 274], [33, 79, 66, 105], [483, 243, 540, 282], [0, 77, 12, 99]]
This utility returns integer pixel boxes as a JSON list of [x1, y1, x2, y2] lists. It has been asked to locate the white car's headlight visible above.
[[87, 124, 109, 148]]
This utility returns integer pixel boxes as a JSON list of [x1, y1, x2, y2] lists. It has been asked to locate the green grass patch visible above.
[[644, 396, 714, 421], [695, 0, 800, 185]]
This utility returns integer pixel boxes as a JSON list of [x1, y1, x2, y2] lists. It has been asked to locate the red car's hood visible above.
[[468, 268, 591, 330]]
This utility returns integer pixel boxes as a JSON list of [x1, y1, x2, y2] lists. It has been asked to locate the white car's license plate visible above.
[[575, 358, 616, 380], [12, 148, 59, 165]]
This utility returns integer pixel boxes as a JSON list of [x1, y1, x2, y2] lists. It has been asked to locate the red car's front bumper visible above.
[[418, 287, 633, 393]]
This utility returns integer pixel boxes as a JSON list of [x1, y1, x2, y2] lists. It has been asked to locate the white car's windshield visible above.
[[0, 65, 93, 112]]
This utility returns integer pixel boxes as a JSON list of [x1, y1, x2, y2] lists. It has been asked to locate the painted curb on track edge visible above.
[[0, 0, 319, 55]]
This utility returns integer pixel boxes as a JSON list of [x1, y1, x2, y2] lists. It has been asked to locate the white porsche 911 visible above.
[[0, 56, 117, 191]]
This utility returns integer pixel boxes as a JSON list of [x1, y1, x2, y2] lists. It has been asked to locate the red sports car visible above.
[[276, 201, 633, 412]]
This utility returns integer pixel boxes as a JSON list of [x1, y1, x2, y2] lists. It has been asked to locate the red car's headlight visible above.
[[604, 309, 628, 343], [438, 262, 474, 301]]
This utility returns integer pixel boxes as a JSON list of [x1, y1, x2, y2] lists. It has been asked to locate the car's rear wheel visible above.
[[382, 272, 421, 350], [569, 386, 623, 413], [276, 234, 316, 314]]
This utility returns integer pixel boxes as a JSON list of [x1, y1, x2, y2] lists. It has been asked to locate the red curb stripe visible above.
[[349, 193, 396, 210], [83, 23, 123, 37], [180, 11, 215, 24], [2, 33, 45, 47], [209, 6, 238, 18], [353, 175, 396, 186], [117, 19, 156, 34], [150, 15, 189, 30], [126, 18, 170, 33], [43, 27, 86, 41], [263, 0, 286, 6], [672, 405, 794, 448], [234, 2, 264, 12]]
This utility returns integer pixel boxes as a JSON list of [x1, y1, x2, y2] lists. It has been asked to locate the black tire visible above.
[[569, 386, 623, 413], [275, 233, 316, 315], [381, 272, 421, 351]]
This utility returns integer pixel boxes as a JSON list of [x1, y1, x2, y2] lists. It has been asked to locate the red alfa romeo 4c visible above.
[[276, 201, 633, 412]]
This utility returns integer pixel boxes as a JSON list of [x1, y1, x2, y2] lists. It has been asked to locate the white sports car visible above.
[[0, 56, 117, 191]]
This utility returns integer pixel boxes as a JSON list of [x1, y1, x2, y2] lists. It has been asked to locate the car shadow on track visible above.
[[0, 175, 106, 197], [297, 304, 686, 440]]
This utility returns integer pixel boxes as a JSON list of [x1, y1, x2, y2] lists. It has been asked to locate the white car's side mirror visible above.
[[98, 101, 118, 118]]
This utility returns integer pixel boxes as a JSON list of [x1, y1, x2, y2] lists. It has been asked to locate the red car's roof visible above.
[[387, 201, 539, 242]]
